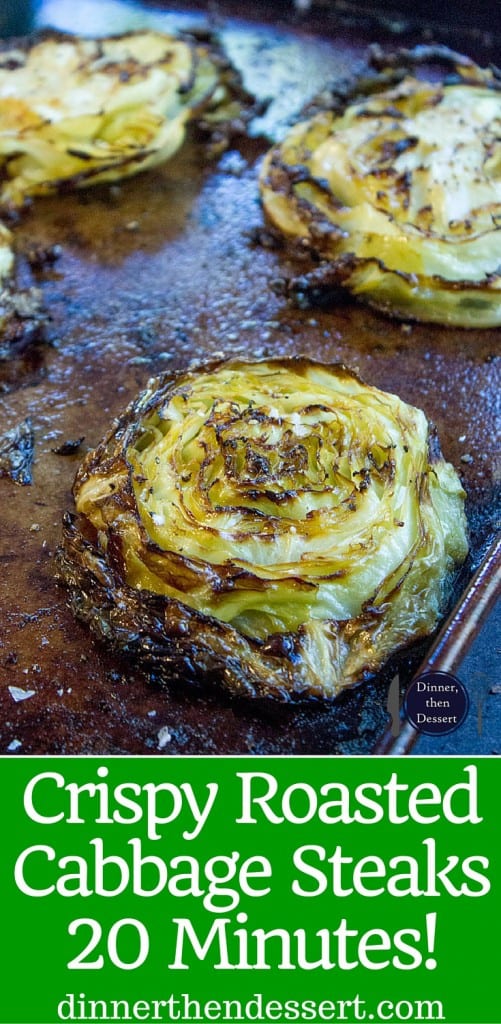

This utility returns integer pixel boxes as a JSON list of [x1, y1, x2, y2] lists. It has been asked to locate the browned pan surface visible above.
[[0, 0, 499, 754]]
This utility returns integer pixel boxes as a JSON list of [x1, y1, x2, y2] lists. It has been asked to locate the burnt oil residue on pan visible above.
[[0, 0, 499, 754]]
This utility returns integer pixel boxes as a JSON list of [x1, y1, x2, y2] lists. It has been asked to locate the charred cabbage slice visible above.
[[0, 30, 247, 206], [260, 72, 501, 327], [58, 358, 468, 700]]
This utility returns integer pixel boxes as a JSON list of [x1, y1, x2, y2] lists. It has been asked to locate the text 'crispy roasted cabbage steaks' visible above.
[[260, 60, 501, 327], [58, 359, 468, 701], [0, 28, 251, 208]]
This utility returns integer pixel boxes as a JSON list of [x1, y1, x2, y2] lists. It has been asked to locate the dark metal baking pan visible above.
[[0, 0, 499, 755]]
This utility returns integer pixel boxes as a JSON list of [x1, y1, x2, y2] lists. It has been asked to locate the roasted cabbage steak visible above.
[[58, 358, 468, 700], [0, 30, 249, 206], [260, 60, 501, 327]]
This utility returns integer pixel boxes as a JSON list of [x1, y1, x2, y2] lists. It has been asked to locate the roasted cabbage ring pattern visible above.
[[260, 71, 501, 327], [58, 358, 468, 700], [0, 30, 247, 207]]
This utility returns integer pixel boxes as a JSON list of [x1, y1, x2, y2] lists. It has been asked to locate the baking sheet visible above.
[[0, 0, 499, 755]]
